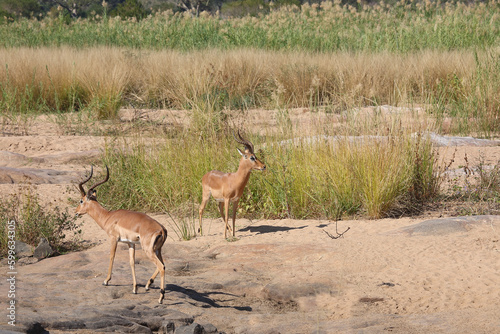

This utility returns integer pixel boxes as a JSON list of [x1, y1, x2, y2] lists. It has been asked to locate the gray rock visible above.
[[273, 132, 500, 149], [15, 241, 33, 258], [200, 323, 219, 334], [0, 167, 80, 184], [175, 323, 203, 334], [23, 321, 47, 334], [33, 238, 54, 259], [0, 151, 43, 167], [17, 302, 200, 334], [158, 320, 175, 334], [427, 132, 500, 147], [161, 309, 194, 328], [390, 215, 500, 236]]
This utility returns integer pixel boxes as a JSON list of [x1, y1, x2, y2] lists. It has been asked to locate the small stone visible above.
[[159, 320, 175, 334], [15, 241, 34, 258], [24, 321, 47, 334], [33, 238, 55, 260], [175, 323, 203, 334], [200, 323, 219, 334]]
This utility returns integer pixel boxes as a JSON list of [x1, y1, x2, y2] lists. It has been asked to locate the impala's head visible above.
[[75, 165, 110, 217], [234, 130, 266, 171]]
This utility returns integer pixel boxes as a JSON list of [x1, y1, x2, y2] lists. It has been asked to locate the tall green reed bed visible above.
[[1, 1, 498, 52], [99, 127, 439, 221]]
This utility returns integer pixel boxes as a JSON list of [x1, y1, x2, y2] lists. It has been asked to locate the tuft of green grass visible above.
[[164, 203, 198, 241], [98, 119, 440, 221]]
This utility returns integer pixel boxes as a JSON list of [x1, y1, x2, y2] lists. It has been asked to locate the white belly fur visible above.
[[118, 237, 140, 244], [214, 197, 240, 203]]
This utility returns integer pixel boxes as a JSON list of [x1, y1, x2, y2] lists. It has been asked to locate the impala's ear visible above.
[[88, 189, 97, 199], [237, 148, 245, 157]]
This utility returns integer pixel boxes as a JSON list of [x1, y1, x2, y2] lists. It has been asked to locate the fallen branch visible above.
[[323, 221, 350, 239]]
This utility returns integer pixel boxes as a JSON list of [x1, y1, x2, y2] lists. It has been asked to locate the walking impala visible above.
[[199, 131, 266, 239], [75, 166, 168, 304]]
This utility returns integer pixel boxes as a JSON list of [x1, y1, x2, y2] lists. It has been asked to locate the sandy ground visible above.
[[1, 107, 500, 333]]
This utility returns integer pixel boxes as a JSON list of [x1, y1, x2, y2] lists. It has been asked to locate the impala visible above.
[[75, 166, 168, 304], [199, 131, 266, 239]]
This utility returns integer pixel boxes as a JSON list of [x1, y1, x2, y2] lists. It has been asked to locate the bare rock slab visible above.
[[20, 304, 197, 334], [387, 215, 500, 236], [0, 167, 81, 184]]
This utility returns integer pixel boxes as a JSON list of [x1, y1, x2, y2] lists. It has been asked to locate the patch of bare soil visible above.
[[1, 107, 499, 333]]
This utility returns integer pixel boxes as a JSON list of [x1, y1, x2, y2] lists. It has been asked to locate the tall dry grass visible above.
[[1, 47, 499, 134]]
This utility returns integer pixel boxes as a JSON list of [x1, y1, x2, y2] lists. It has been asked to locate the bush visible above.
[[0, 188, 82, 258]]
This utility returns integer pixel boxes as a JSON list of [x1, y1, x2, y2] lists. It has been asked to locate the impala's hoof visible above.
[[103, 281, 109, 286], [159, 288, 165, 304]]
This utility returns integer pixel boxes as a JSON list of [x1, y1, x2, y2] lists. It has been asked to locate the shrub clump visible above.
[[0, 188, 82, 258]]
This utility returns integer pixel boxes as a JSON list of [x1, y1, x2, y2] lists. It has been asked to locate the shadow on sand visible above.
[[239, 225, 306, 234], [167, 284, 252, 311]]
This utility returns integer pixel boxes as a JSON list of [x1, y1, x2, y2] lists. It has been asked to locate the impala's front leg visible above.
[[224, 198, 231, 239], [231, 199, 240, 237], [198, 187, 211, 236], [128, 243, 137, 294], [104, 237, 118, 286]]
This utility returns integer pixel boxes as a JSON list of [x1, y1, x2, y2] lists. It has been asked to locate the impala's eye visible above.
[[250, 156, 256, 162], [80, 199, 84, 204]]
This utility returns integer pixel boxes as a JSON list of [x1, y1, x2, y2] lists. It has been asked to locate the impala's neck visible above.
[[86, 200, 112, 230], [234, 158, 253, 186]]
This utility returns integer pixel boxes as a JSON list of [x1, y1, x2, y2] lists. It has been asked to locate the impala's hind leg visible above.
[[145, 267, 159, 291], [198, 187, 211, 236], [152, 250, 166, 304], [224, 198, 232, 238], [146, 235, 164, 290], [145, 235, 166, 303]]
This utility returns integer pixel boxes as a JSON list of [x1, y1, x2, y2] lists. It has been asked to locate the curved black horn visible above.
[[88, 165, 110, 194], [78, 166, 93, 196], [233, 130, 254, 153]]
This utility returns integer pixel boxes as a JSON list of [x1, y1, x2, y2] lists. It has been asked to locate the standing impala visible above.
[[75, 166, 168, 304], [199, 131, 266, 239]]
